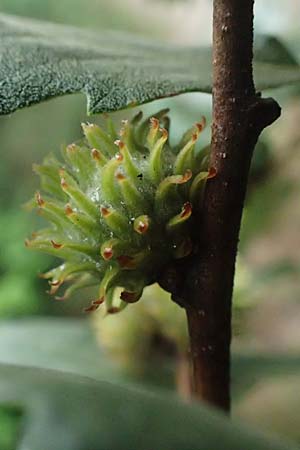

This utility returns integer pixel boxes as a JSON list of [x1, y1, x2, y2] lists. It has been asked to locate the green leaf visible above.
[[1, 319, 300, 399], [0, 405, 23, 450], [0, 318, 176, 390], [0, 318, 121, 381], [0, 14, 300, 115], [0, 364, 297, 450], [254, 35, 300, 67]]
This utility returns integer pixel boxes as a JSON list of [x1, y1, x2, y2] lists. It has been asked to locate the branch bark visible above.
[[185, 0, 281, 411]]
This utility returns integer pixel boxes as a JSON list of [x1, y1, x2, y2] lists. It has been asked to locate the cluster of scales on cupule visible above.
[[26, 109, 210, 312]]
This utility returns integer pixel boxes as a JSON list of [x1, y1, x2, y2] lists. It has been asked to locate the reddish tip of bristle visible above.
[[136, 220, 148, 234], [65, 204, 73, 216], [54, 295, 66, 301], [84, 304, 99, 313], [91, 148, 100, 160], [107, 307, 120, 314], [60, 178, 68, 188], [180, 202, 192, 219], [196, 116, 206, 132], [67, 143, 76, 152], [84, 295, 105, 312], [114, 139, 125, 151], [100, 206, 110, 217], [208, 167, 217, 179], [116, 171, 126, 181], [36, 192, 45, 207], [115, 152, 124, 161], [120, 291, 138, 303], [49, 281, 62, 295], [150, 117, 159, 129], [192, 132, 198, 142], [117, 255, 135, 269], [160, 128, 168, 139], [51, 240, 63, 249], [181, 170, 193, 183], [103, 247, 113, 260], [93, 297, 105, 306]]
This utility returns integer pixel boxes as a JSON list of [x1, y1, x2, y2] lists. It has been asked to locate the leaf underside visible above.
[[0, 14, 300, 116], [0, 363, 297, 450]]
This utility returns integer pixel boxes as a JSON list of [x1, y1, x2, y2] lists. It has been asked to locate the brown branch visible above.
[[184, 0, 281, 411]]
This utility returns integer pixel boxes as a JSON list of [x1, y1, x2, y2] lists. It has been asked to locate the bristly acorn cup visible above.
[[25, 109, 213, 313]]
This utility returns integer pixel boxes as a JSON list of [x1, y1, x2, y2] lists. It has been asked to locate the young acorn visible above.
[[25, 109, 211, 313]]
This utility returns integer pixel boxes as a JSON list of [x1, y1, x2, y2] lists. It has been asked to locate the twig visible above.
[[185, 0, 281, 412]]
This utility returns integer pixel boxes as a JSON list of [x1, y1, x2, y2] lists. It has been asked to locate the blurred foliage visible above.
[[0, 0, 141, 32], [0, 405, 23, 450], [0, 363, 297, 450], [0, 210, 42, 316], [236, 375, 300, 443], [0, 94, 88, 317], [94, 284, 187, 384], [93, 262, 259, 372], [0, 319, 299, 447], [0, 318, 121, 382], [0, 319, 299, 449], [255, 34, 300, 66], [1, 317, 300, 402]]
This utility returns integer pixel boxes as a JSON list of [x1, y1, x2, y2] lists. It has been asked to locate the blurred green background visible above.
[[0, 0, 300, 447]]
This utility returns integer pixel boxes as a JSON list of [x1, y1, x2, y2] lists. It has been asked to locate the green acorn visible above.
[[26, 109, 211, 313]]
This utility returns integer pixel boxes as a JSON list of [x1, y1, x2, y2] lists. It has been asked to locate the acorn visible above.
[[26, 109, 210, 313]]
